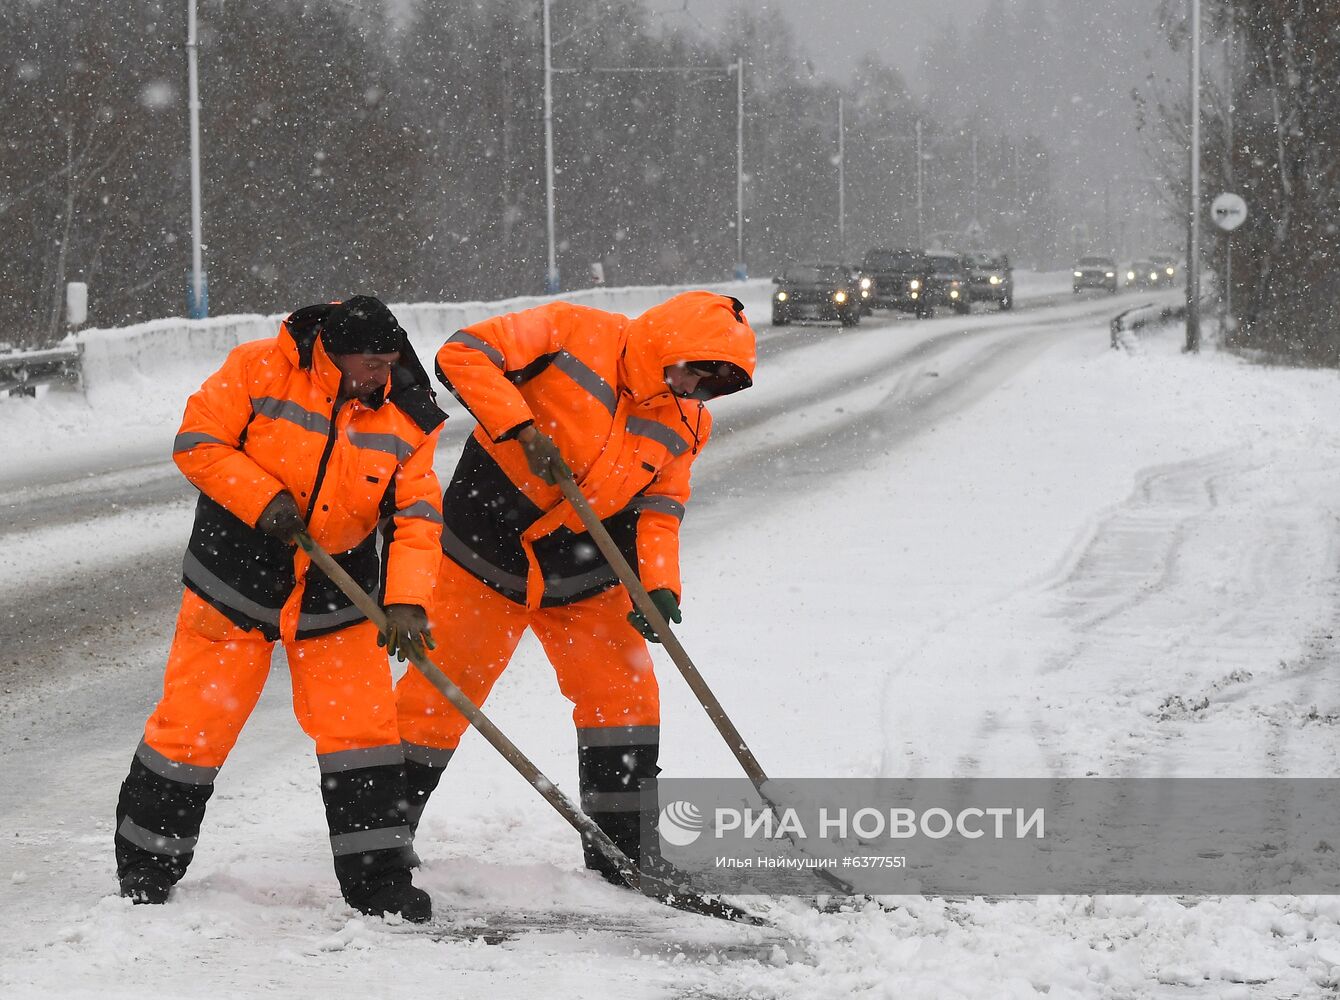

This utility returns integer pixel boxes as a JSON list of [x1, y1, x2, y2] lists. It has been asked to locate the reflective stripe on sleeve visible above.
[[623, 495, 685, 520], [173, 432, 229, 454], [626, 417, 688, 456], [395, 500, 443, 525], [136, 739, 220, 785], [553, 351, 617, 415], [448, 331, 506, 370], [117, 817, 199, 857]]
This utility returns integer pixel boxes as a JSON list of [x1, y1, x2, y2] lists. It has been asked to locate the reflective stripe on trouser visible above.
[[395, 557, 660, 753], [577, 730, 660, 879], [319, 756, 417, 900], [117, 589, 406, 887]]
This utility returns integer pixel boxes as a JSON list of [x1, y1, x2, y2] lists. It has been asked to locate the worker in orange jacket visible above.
[[114, 296, 445, 922], [396, 290, 755, 883]]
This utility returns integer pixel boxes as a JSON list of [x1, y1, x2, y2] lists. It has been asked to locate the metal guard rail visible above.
[[0, 344, 81, 396], [1109, 302, 1185, 349]]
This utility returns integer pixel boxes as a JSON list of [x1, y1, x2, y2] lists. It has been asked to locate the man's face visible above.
[[663, 361, 722, 400], [332, 352, 399, 399]]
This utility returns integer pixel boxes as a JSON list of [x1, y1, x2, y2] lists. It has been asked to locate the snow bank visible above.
[[74, 279, 774, 401]]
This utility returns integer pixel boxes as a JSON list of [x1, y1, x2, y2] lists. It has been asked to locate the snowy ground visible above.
[[5, 283, 1340, 997]]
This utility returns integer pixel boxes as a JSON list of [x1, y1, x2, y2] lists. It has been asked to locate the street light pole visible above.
[[1223, 4, 1235, 331], [1185, 0, 1202, 352], [542, 0, 559, 294], [837, 94, 845, 261], [186, 0, 207, 318], [915, 118, 924, 247], [735, 57, 745, 280], [970, 131, 979, 225]]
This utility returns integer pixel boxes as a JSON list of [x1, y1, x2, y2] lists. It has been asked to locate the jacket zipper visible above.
[[305, 398, 345, 522]]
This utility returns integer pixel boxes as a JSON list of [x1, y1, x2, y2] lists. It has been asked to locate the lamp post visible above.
[[186, 0, 207, 318], [1185, 0, 1202, 352], [542, 0, 559, 294], [837, 94, 845, 261], [915, 118, 925, 248]]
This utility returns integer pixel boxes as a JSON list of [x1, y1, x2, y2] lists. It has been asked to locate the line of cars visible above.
[[771, 249, 1014, 327], [1072, 254, 1179, 294]]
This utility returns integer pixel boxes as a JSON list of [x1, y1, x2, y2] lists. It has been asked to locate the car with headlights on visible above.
[[841, 262, 875, 315], [861, 248, 935, 318], [1124, 260, 1160, 290], [968, 252, 1014, 310], [1148, 254, 1178, 288], [1072, 255, 1118, 294], [926, 252, 974, 314], [771, 262, 863, 327]]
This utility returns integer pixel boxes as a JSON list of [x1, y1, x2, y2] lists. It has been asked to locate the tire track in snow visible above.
[[889, 445, 1340, 780]]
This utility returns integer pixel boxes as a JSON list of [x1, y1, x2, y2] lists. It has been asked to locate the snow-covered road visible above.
[[6, 286, 1340, 998]]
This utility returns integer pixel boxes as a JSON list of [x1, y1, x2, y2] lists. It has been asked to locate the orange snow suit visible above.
[[116, 304, 445, 899], [395, 290, 755, 876]]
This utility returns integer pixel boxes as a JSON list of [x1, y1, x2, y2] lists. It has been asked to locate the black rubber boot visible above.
[[346, 870, 432, 923], [404, 757, 448, 836], [119, 865, 174, 904], [318, 757, 425, 917], [114, 748, 216, 901], [576, 733, 660, 886]]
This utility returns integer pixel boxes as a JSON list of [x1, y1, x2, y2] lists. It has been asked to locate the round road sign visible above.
[[1211, 192, 1248, 231]]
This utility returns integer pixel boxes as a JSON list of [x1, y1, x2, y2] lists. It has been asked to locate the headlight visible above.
[[1166, 266, 1175, 275], [1105, 272, 1115, 278], [1074, 271, 1083, 278], [861, 289, 870, 298], [1127, 271, 1135, 280], [859, 277, 872, 290], [833, 290, 847, 304], [1150, 272, 1158, 281], [989, 274, 1000, 285], [776, 291, 788, 302], [950, 289, 959, 299], [909, 279, 921, 291], [910, 291, 919, 299]]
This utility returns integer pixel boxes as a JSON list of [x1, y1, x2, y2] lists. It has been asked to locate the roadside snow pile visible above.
[[3, 279, 770, 489]]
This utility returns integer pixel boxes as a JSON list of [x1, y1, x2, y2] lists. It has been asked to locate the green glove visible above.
[[378, 603, 436, 662], [627, 589, 681, 643]]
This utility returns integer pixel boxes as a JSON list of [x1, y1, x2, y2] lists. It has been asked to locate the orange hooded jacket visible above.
[[434, 290, 756, 609], [173, 308, 445, 642]]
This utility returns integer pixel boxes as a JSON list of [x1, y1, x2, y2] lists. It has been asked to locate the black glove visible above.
[[256, 492, 305, 541], [517, 424, 567, 485], [378, 603, 435, 662], [627, 589, 681, 643]]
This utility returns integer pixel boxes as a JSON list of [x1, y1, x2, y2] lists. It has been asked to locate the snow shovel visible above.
[[291, 529, 761, 926], [551, 466, 870, 900]]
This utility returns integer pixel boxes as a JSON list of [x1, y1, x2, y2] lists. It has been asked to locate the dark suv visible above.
[[771, 262, 863, 327], [861, 248, 934, 318], [1073, 256, 1118, 294], [969, 252, 1014, 310], [925, 252, 973, 314]]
